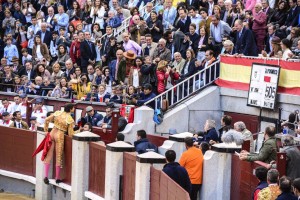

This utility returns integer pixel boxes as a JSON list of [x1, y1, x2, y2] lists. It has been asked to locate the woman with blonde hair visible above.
[[156, 60, 170, 94], [51, 63, 64, 82]]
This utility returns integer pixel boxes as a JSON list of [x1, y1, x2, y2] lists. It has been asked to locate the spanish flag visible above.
[[215, 56, 300, 95]]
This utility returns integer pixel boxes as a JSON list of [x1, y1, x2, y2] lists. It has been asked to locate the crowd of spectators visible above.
[[1, 0, 299, 108]]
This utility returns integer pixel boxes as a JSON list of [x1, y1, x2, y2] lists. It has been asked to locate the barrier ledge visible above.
[[169, 132, 194, 142], [84, 191, 105, 200], [211, 143, 242, 153], [49, 179, 72, 192], [0, 169, 36, 185]]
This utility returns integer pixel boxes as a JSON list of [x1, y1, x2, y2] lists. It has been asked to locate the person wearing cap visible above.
[[117, 50, 137, 85], [29, 116, 38, 131], [54, 5, 69, 31], [84, 106, 103, 127], [31, 98, 48, 125], [9, 111, 29, 130], [2, 9, 16, 35], [0, 112, 12, 127], [4, 38, 19, 65], [42, 103, 75, 184]]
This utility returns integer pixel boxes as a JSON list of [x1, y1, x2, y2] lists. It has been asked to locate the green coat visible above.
[[247, 136, 277, 163]]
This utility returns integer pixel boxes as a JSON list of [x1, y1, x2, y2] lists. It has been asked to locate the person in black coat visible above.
[[174, 9, 191, 34], [180, 49, 196, 79], [80, 31, 96, 73], [182, 23, 200, 55], [232, 19, 258, 56], [282, 0, 300, 28], [276, 176, 298, 200], [162, 150, 191, 193], [201, 119, 219, 143], [36, 23, 52, 47]]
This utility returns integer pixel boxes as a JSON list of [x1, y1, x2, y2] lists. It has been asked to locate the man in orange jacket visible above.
[[179, 137, 204, 200]]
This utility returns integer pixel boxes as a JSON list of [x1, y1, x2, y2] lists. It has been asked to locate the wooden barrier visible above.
[[0, 126, 36, 177], [88, 142, 106, 198], [150, 166, 190, 200], [147, 134, 168, 148], [230, 153, 287, 200], [122, 152, 137, 200]]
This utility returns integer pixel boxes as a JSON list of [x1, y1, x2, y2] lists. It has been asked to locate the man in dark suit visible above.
[[80, 31, 96, 73], [282, 0, 300, 28], [261, 0, 274, 22], [11, 56, 26, 77], [174, 8, 191, 34], [63, 59, 75, 81], [24, 61, 36, 82], [45, 7, 55, 32], [186, 0, 199, 10], [36, 23, 52, 47], [101, 26, 114, 66], [233, 19, 258, 56]]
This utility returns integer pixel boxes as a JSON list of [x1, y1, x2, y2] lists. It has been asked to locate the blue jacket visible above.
[[84, 113, 103, 126], [275, 192, 297, 200], [134, 138, 158, 154], [253, 181, 268, 200], [233, 28, 258, 56], [203, 128, 219, 143], [106, 16, 122, 28], [162, 162, 191, 193], [136, 92, 156, 108], [109, 95, 123, 104]]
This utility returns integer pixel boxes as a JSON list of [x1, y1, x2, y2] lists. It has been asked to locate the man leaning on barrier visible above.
[[33, 103, 75, 185]]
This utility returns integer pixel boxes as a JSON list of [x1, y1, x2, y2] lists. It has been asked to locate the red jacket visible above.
[[156, 70, 169, 94], [70, 40, 81, 63]]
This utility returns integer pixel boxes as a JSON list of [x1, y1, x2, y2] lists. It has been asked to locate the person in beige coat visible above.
[[32, 35, 51, 65], [9, 111, 29, 130], [142, 34, 158, 58]]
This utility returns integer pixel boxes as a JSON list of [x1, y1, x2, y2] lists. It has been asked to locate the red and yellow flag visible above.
[[215, 56, 300, 95]]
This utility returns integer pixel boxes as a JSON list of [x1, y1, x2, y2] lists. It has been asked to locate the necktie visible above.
[[144, 46, 150, 56], [18, 123, 21, 128]]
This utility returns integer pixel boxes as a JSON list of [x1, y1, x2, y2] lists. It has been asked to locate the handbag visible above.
[[20, 40, 28, 48]]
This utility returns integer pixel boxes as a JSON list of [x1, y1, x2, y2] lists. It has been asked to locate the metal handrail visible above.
[[100, 0, 159, 40], [144, 60, 221, 110]]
